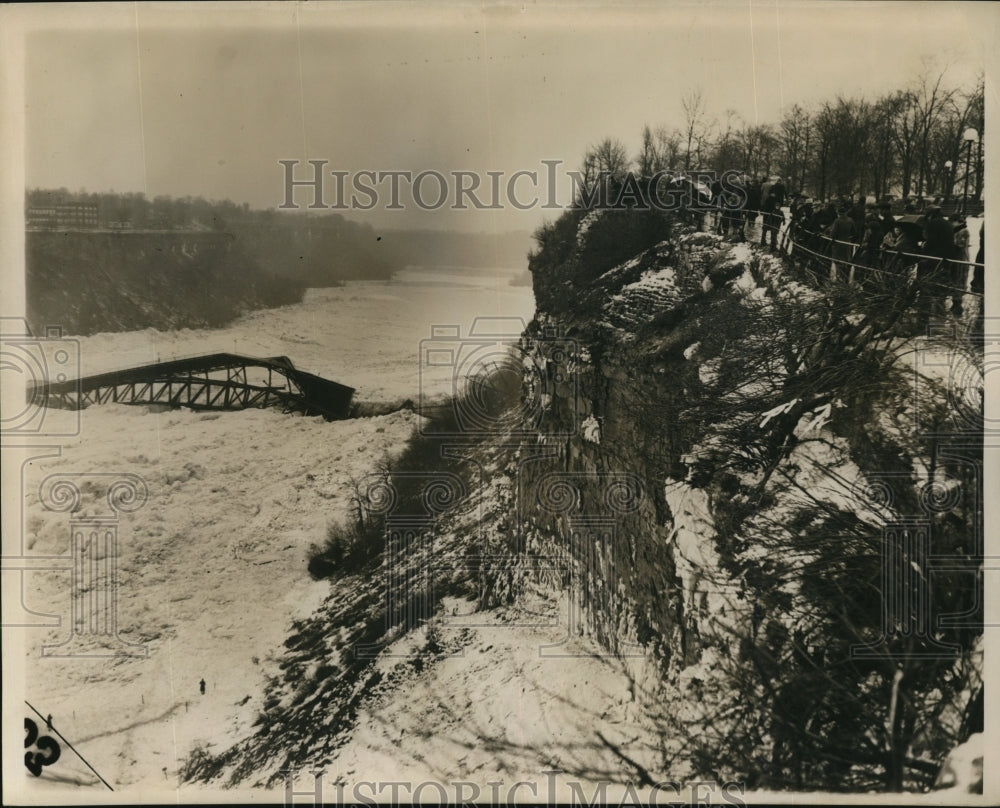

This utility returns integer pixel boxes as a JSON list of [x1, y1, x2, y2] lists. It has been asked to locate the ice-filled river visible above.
[[13, 266, 534, 794], [72, 266, 536, 403]]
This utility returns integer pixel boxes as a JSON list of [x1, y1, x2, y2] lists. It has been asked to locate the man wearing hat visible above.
[[913, 205, 956, 330], [826, 204, 858, 282], [760, 175, 786, 251], [922, 205, 954, 260], [878, 201, 896, 240]]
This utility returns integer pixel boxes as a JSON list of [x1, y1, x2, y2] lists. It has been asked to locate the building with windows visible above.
[[27, 203, 100, 230]]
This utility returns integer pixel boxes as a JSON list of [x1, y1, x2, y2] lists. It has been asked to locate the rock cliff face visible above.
[[180, 207, 980, 792], [515, 208, 983, 788], [516, 222, 750, 672]]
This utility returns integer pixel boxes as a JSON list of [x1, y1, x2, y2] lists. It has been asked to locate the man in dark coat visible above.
[[710, 178, 724, 232], [804, 201, 835, 255], [849, 195, 867, 233], [785, 195, 810, 255], [878, 202, 896, 239], [760, 176, 786, 251], [972, 229, 984, 295], [972, 229, 985, 347], [826, 205, 858, 282], [860, 213, 884, 275], [922, 206, 955, 259], [721, 187, 743, 240], [727, 174, 747, 241], [816, 201, 837, 230], [913, 206, 955, 331]]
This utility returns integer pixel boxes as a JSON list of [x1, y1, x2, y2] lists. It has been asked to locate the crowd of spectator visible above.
[[705, 174, 984, 323]]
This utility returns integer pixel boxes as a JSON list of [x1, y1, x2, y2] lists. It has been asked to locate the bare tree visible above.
[[681, 88, 714, 171], [869, 96, 899, 201], [778, 104, 812, 193], [888, 68, 954, 198], [811, 97, 872, 198], [654, 126, 683, 172], [737, 123, 778, 178], [637, 125, 658, 177], [712, 109, 744, 174], [593, 137, 631, 179]]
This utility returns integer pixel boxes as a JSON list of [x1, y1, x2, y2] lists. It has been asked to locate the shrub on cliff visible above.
[[661, 248, 982, 790], [309, 359, 524, 582], [529, 203, 677, 316], [521, 207, 981, 790]]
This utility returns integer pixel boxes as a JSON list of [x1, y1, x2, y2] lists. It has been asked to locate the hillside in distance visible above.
[[25, 190, 532, 336], [26, 230, 305, 337]]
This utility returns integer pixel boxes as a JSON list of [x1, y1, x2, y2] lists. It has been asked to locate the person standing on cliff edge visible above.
[[760, 176, 786, 251], [826, 205, 858, 282]]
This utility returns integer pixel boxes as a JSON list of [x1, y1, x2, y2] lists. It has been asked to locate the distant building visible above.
[[27, 203, 100, 230]]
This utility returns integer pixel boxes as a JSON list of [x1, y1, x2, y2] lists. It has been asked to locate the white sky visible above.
[[13, 1, 998, 232]]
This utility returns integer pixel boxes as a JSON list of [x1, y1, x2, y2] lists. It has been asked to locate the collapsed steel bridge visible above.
[[30, 352, 355, 420]]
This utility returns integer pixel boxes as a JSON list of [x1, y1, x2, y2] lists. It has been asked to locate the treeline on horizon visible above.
[[25, 188, 533, 335], [26, 188, 533, 282], [575, 69, 984, 202]]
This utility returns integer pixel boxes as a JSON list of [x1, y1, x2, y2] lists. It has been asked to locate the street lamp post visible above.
[[944, 160, 953, 206], [962, 128, 978, 216]]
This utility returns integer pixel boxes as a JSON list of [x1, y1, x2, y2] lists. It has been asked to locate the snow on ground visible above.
[[17, 403, 420, 794], [330, 585, 666, 794], [10, 266, 538, 797], [613, 266, 678, 297], [720, 240, 752, 267], [603, 264, 681, 332]]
